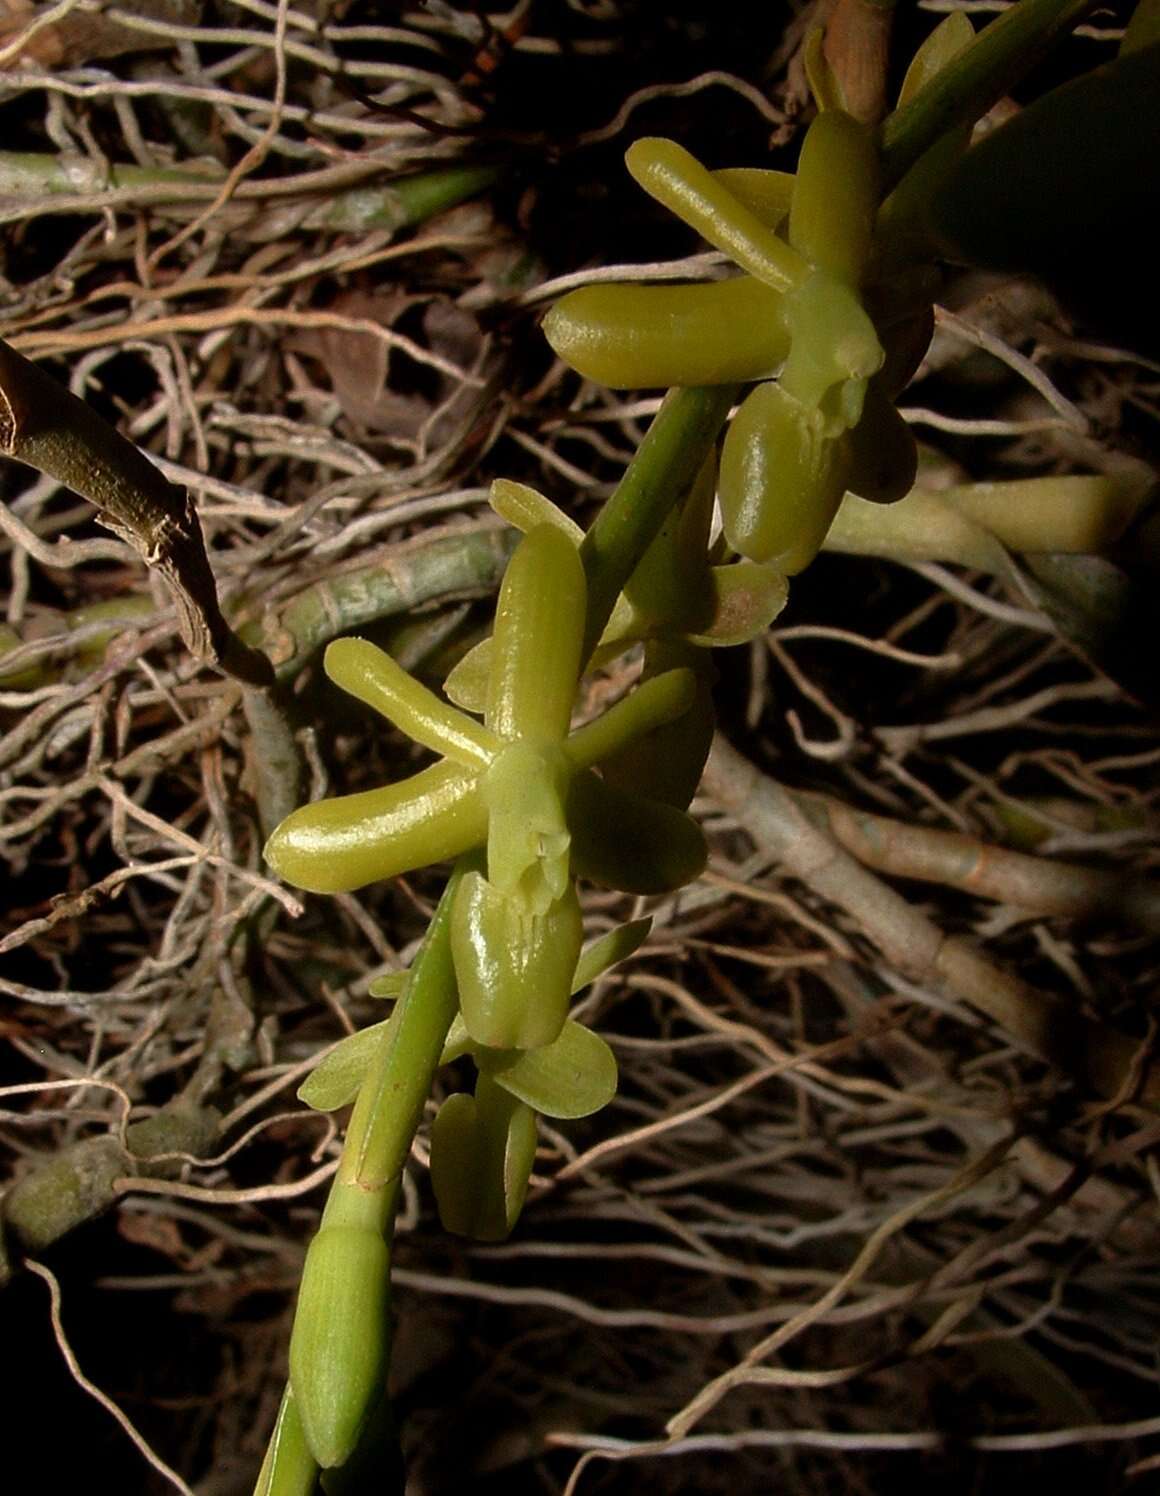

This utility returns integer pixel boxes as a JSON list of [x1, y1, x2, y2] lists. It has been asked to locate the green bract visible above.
[[254, 1390, 318, 1496], [289, 1228, 391, 1469]]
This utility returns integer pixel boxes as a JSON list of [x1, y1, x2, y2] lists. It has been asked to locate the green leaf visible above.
[[1017, 552, 1160, 708], [879, 0, 1103, 191], [1123, 0, 1160, 54], [896, 13, 975, 107], [926, 43, 1160, 335]]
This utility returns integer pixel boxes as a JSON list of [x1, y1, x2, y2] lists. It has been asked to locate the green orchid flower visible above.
[[266, 522, 705, 1049], [542, 46, 972, 576]]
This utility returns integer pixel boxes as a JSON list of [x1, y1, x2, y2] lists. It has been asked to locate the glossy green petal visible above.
[[626, 137, 808, 292], [265, 759, 487, 893], [542, 276, 789, 390], [486, 524, 587, 744], [596, 647, 715, 810], [712, 167, 795, 228], [451, 872, 583, 1049], [565, 668, 697, 771], [490, 478, 584, 543], [788, 108, 879, 285], [325, 637, 496, 770], [874, 307, 935, 400], [568, 769, 707, 892], [719, 380, 852, 572], [289, 1227, 390, 1468]]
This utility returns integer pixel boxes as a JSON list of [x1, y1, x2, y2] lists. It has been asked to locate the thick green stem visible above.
[[879, 0, 1100, 190], [579, 384, 737, 657], [322, 870, 462, 1232]]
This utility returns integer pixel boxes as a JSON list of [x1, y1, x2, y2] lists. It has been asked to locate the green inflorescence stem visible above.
[[323, 871, 462, 1232], [579, 384, 738, 658]]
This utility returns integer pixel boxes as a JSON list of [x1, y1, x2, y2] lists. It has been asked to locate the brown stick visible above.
[[703, 734, 1159, 1107], [794, 789, 1160, 933], [0, 336, 272, 688]]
